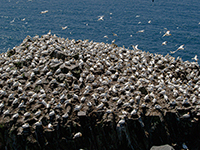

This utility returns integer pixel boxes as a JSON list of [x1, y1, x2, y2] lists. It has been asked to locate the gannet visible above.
[[73, 132, 82, 139], [132, 45, 139, 51], [137, 29, 144, 33], [111, 39, 115, 44], [112, 32, 118, 37], [162, 41, 167, 45], [170, 44, 184, 54], [162, 30, 171, 37], [177, 44, 184, 50], [192, 55, 198, 62], [98, 16, 104, 21], [40, 10, 48, 14], [10, 18, 15, 23], [62, 26, 68, 30]]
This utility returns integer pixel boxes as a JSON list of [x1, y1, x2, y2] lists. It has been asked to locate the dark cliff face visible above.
[[0, 110, 200, 150], [0, 34, 200, 150]]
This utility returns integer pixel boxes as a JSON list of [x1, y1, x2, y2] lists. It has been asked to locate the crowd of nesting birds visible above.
[[0, 31, 200, 135]]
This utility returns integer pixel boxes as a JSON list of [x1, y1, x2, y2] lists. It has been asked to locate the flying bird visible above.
[[170, 44, 185, 54], [131, 45, 139, 51], [162, 30, 171, 37], [103, 35, 108, 38], [192, 55, 198, 62], [98, 16, 104, 21], [162, 41, 167, 45], [112, 32, 118, 37], [137, 29, 145, 33], [177, 44, 185, 50], [40, 10, 48, 14], [62, 26, 68, 30], [111, 39, 115, 44], [10, 18, 15, 23]]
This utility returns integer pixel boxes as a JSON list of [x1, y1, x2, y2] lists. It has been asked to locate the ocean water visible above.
[[0, 0, 200, 63]]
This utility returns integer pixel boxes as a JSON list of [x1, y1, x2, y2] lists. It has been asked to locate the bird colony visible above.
[[0, 32, 200, 138]]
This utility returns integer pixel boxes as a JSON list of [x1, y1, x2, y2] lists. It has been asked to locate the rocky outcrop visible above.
[[0, 32, 200, 149]]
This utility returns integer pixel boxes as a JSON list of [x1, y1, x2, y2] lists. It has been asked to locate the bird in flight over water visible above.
[[162, 30, 171, 37], [98, 16, 104, 21], [170, 44, 185, 54]]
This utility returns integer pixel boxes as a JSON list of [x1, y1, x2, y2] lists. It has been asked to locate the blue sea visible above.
[[0, 0, 200, 63]]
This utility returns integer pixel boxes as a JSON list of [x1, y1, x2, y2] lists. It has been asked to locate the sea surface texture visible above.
[[0, 0, 200, 62]]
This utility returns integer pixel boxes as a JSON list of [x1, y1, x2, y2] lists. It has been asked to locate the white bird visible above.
[[148, 20, 151, 24], [98, 16, 104, 21], [73, 132, 82, 139], [62, 26, 68, 30], [48, 123, 53, 129], [177, 44, 185, 50], [162, 41, 167, 45], [162, 30, 171, 37], [132, 44, 139, 51], [40, 10, 48, 14], [22, 123, 29, 128], [24, 112, 31, 117], [181, 112, 190, 119], [103, 35, 108, 38], [137, 29, 144, 33], [35, 110, 42, 117], [111, 39, 115, 44], [18, 100, 24, 108], [170, 44, 185, 54], [35, 121, 42, 126], [47, 30, 51, 35], [0, 102, 4, 108], [10, 18, 15, 23], [192, 55, 198, 62], [12, 113, 19, 119]]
